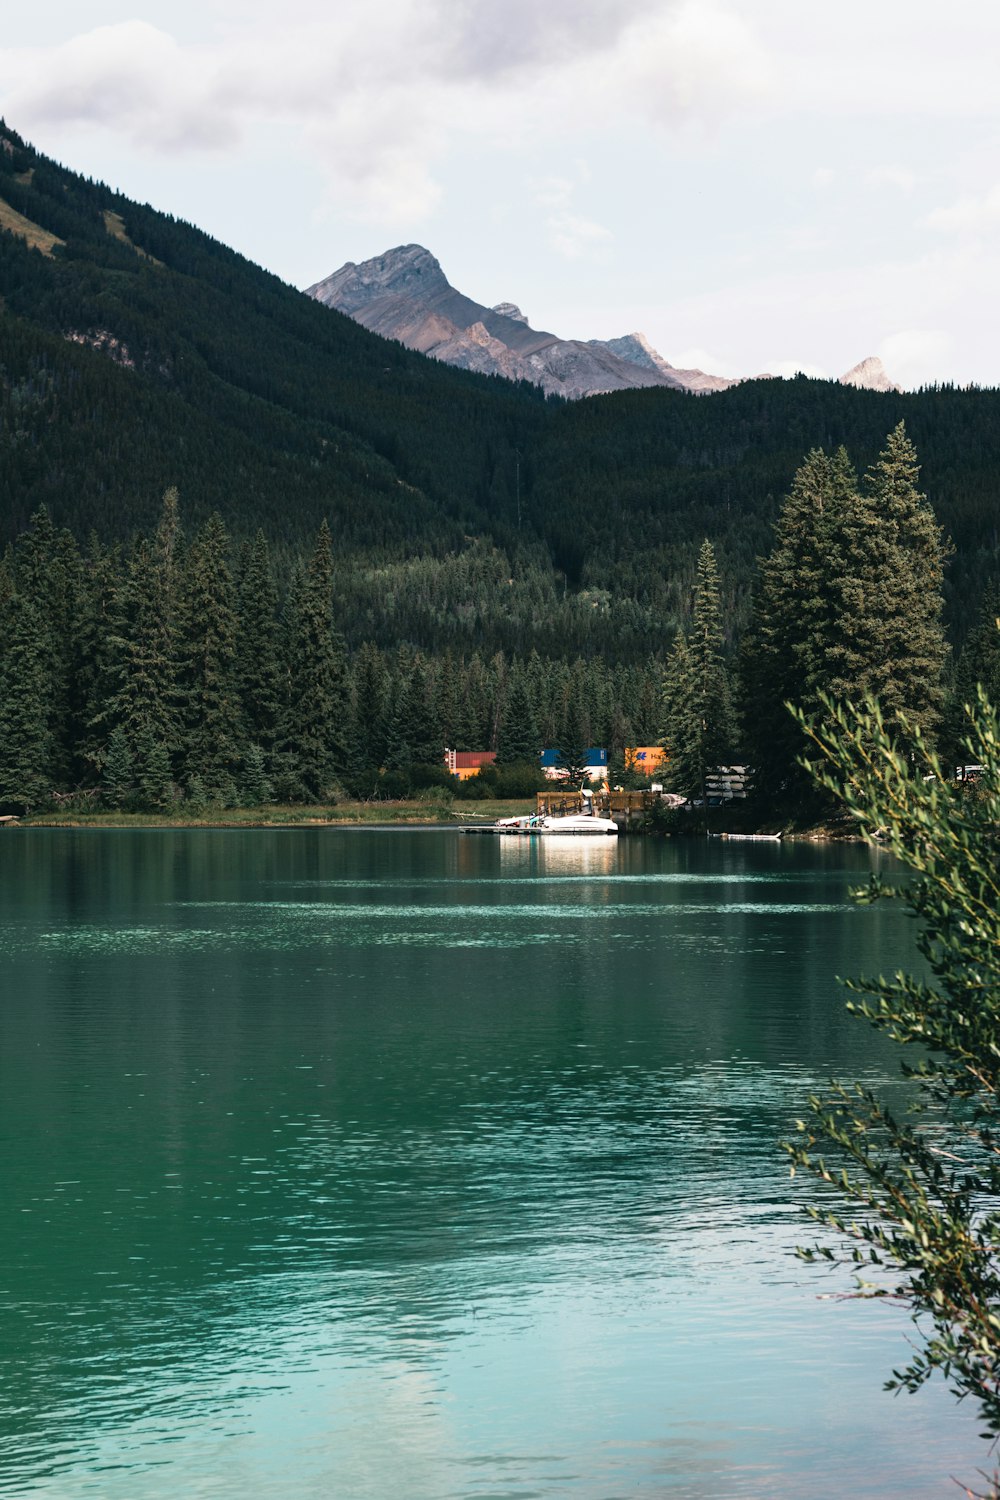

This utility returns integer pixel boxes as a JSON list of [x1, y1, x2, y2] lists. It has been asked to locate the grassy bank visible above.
[[16, 798, 537, 829]]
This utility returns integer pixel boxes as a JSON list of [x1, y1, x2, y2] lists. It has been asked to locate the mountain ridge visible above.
[[306, 244, 897, 397], [306, 245, 736, 399]]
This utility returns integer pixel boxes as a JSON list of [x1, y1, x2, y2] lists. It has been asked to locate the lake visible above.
[[0, 829, 980, 1497]]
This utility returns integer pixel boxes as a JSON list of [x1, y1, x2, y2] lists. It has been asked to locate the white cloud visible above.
[[925, 183, 1000, 235], [530, 172, 612, 262], [546, 213, 614, 261], [0, 22, 235, 150], [863, 166, 917, 195], [0, 1, 780, 226], [877, 330, 953, 389]]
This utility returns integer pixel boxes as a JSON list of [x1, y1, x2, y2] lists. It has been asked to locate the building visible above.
[[624, 746, 667, 776], [540, 748, 609, 783], [444, 749, 496, 781]]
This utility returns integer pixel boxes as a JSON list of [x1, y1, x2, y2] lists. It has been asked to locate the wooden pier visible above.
[[535, 789, 657, 831]]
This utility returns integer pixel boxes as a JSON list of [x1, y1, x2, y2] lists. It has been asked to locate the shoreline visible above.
[[6, 806, 855, 839], [7, 799, 537, 831]]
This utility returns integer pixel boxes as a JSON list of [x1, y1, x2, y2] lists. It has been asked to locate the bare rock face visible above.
[[305, 246, 726, 399], [491, 301, 529, 325], [838, 355, 900, 392], [588, 332, 738, 393]]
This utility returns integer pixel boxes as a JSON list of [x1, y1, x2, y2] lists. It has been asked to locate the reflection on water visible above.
[[0, 831, 979, 1498]]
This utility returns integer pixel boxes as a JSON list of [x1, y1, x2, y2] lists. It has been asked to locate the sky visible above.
[[2, 1, 999, 389]]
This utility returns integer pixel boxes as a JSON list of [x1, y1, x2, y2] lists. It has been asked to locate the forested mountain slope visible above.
[[0, 122, 547, 553], [1, 121, 999, 654]]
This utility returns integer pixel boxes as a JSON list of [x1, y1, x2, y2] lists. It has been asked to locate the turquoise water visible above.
[[0, 830, 980, 1497]]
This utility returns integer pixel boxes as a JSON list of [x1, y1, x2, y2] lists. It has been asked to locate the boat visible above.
[[462, 788, 619, 836], [537, 811, 618, 836]]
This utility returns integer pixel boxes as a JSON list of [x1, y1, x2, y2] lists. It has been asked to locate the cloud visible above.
[[0, 1, 778, 227], [547, 213, 614, 261], [877, 330, 953, 389], [925, 183, 1000, 235], [0, 22, 235, 150], [864, 166, 917, 195], [529, 173, 612, 261]]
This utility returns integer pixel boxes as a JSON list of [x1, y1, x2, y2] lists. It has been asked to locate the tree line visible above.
[[654, 422, 997, 815], [0, 490, 663, 813], [2, 422, 998, 817]]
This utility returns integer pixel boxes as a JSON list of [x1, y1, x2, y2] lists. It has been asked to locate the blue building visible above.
[[540, 748, 608, 782]]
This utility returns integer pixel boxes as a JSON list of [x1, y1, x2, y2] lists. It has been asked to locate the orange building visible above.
[[624, 746, 667, 776], [444, 749, 497, 781]]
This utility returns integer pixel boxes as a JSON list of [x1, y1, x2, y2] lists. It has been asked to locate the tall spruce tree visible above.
[[177, 513, 242, 794], [279, 521, 348, 798], [12, 508, 80, 787], [386, 656, 442, 771], [0, 588, 56, 810], [661, 631, 700, 797], [99, 537, 181, 775], [496, 664, 540, 766], [744, 429, 948, 811], [690, 540, 737, 763], [235, 531, 281, 759], [661, 542, 737, 799], [826, 423, 948, 736], [742, 447, 858, 806]]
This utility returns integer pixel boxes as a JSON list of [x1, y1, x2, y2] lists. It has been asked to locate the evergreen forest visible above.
[[1, 121, 999, 816]]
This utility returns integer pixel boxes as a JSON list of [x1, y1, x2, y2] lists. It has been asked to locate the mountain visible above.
[[305, 245, 736, 398], [306, 245, 901, 400], [839, 356, 901, 393], [0, 126, 548, 552]]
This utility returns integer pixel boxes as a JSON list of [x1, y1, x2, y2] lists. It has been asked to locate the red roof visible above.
[[453, 750, 496, 768]]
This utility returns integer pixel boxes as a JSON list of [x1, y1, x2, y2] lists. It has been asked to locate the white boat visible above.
[[463, 795, 619, 837], [538, 811, 618, 836]]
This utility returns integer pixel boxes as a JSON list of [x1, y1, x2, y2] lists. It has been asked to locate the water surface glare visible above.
[[0, 830, 979, 1497]]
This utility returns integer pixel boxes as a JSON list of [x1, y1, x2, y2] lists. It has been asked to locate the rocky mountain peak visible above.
[[491, 302, 529, 325], [839, 355, 900, 392], [305, 244, 448, 316]]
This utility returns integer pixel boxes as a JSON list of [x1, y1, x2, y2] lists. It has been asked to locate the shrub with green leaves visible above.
[[787, 684, 1000, 1495]]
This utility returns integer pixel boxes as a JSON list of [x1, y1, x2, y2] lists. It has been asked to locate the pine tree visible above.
[[496, 664, 540, 766], [279, 521, 348, 798], [101, 724, 133, 808], [742, 448, 857, 806], [0, 588, 56, 810], [107, 540, 181, 750], [349, 641, 389, 770], [240, 742, 273, 806], [660, 544, 737, 800], [689, 540, 737, 764], [387, 656, 441, 770], [661, 631, 701, 797], [74, 536, 123, 781], [744, 430, 949, 811], [177, 513, 242, 792], [133, 727, 174, 810], [235, 531, 282, 757], [12, 508, 81, 786], [826, 422, 948, 736]]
